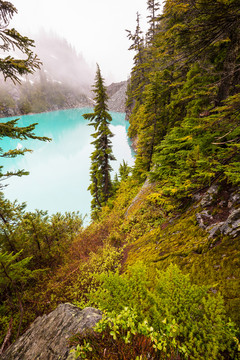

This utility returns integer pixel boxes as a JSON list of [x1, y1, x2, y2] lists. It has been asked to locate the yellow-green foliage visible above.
[[87, 263, 239, 359], [80, 177, 240, 329], [124, 202, 240, 326], [29, 242, 123, 314], [2, 177, 238, 353], [70, 307, 184, 359], [116, 181, 166, 245]]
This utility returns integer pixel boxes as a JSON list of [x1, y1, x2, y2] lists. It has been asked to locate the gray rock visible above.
[[107, 81, 127, 112], [228, 208, 240, 222], [207, 208, 240, 238], [1, 304, 102, 360], [221, 208, 240, 237], [200, 184, 219, 207], [196, 185, 240, 239], [228, 191, 240, 208], [207, 222, 224, 238], [196, 210, 213, 229]]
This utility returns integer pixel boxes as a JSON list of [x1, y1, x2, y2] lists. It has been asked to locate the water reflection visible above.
[[2, 108, 135, 221]]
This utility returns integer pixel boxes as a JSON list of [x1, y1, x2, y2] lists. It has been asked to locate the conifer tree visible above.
[[133, 72, 170, 177], [146, 0, 161, 44], [0, 1, 50, 186], [83, 65, 115, 218], [0, 250, 36, 340], [0, 119, 51, 186], [149, 0, 240, 195], [125, 0, 240, 194], [126, 12, 147, 113], [0, 1, 41, 83]]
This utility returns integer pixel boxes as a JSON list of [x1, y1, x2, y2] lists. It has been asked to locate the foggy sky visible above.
[[9, 0, 160, 84]]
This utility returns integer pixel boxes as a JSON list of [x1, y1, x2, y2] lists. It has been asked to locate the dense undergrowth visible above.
[[70, 264, 239, 359]]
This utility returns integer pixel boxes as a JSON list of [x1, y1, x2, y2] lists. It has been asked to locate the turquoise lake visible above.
[[1, 108, 135, 222]]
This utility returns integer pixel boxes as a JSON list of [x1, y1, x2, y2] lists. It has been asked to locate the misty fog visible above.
[[0, 31, 99, 116], [0, 30, 95, 93], [33, 30, 95, 93]]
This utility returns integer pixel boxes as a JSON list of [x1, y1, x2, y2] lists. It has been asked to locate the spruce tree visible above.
[[146, 0, 161, 44], [83, 65, 115, 218], [149, 0, 240, 195], [125, 0, 240, 194], [125, 12, 147, 113]]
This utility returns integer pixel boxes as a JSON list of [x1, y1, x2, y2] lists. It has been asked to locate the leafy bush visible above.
[[70, 307, 184, 359], [87, 263, 239, 359]]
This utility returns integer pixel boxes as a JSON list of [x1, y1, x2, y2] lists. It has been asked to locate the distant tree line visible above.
[[0, 76, 92, 117]]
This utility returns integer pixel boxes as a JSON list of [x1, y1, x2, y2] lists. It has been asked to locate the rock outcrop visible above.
[[107, 81, 127, 112], [196, 185, 240, 238], [1, 304, 102, 360]]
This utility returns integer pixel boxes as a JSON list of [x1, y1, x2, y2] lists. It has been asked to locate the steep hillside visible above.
[[0, 31, 128, 118], [47, 177, 239, 325], [0, 78, 93, 117], [33, 31, 94, 93], [6, 176, 237, 359], [123, 180, 240, 323]]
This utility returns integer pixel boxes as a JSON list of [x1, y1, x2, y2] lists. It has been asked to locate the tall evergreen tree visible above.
[[149, 0, 240, 196], [125, 12, 147, 114], [146, 0, 161, 44], [83, 65, 115, 218], [125, 0, 240, 194]]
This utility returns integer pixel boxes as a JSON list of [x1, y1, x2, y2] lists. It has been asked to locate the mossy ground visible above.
[[126, 208, 240, 325], [99, 178, 240, 327]]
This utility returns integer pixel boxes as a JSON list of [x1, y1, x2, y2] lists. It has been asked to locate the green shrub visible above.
[[69, 307, 185, 359], [88, 263, 239, 359], [89, 261, 150, 315]]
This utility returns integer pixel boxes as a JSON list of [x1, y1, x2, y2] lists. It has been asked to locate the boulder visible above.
[[1, 304, 102, 360], [195, 185, 240, 238], [220, 208, 240, 237]]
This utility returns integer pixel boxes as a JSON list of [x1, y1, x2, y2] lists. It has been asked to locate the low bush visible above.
[[83, 263, 239, 360]]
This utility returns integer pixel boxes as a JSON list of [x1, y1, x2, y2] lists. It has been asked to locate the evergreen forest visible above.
[[1, 1, 240, 359]]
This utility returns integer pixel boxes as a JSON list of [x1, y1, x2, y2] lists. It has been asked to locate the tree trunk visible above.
[[0, 317, 13, 355]]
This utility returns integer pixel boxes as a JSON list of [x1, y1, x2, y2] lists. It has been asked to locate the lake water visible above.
[[1, 108, 135, 222]]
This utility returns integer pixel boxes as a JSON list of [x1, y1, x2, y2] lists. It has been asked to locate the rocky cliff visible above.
[[107, 81, 127, 113]]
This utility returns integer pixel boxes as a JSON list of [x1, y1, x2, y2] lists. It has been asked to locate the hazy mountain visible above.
[[33, 31, 94, 93], [0, 31, 96, 116], [0, 32, 128, 117]]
